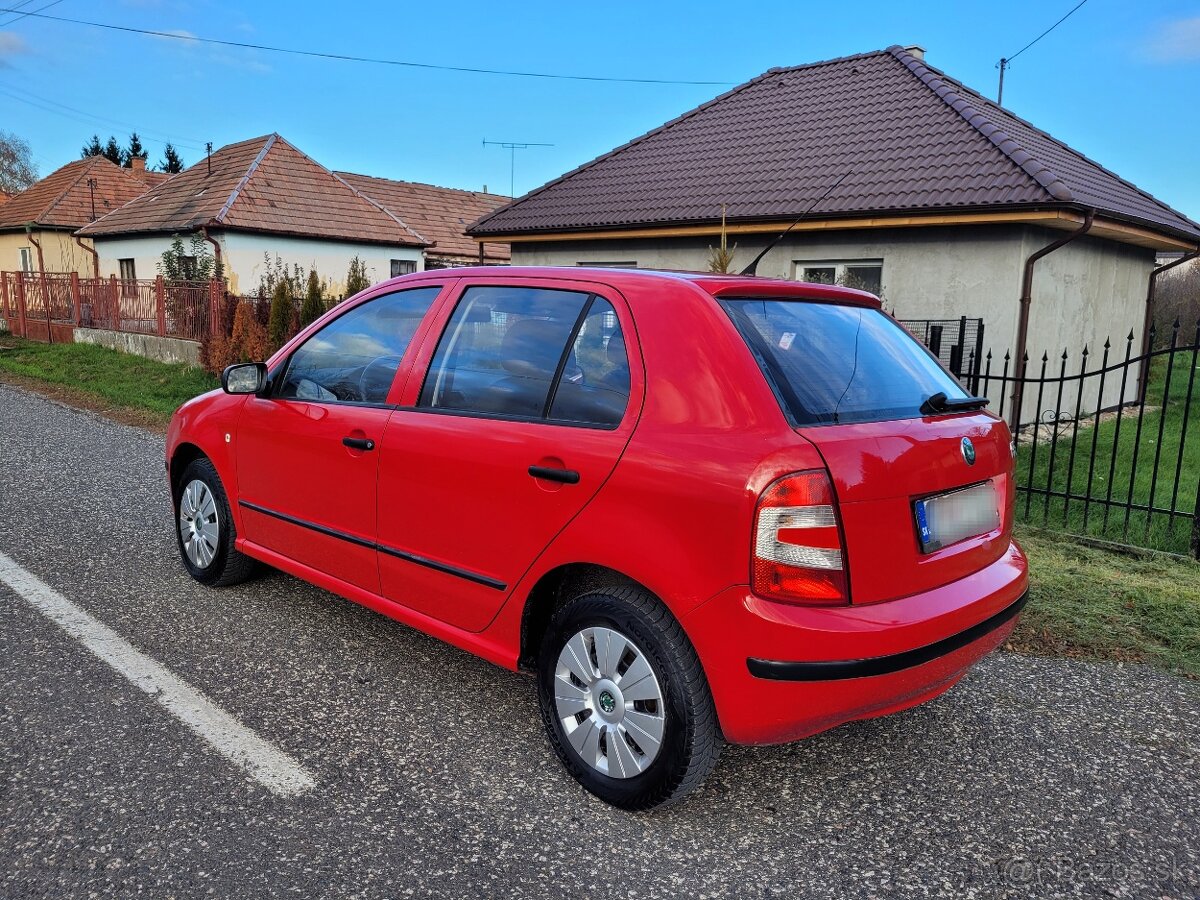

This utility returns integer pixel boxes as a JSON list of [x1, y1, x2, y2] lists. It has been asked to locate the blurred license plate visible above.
[[915, 481, 999, 552]]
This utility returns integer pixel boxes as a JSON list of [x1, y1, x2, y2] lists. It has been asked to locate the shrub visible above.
[[267, 280, 294, 352], [344, 256, 371, 299], [298, 268, 325, 330]]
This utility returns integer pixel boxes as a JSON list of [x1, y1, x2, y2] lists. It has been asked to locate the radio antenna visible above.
[[739, 171, 852, 276]]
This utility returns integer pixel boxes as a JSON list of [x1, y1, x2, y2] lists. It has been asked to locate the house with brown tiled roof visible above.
[[0, 156, 163, 278], [470, 45, 1200, 395], [77, 134, 428, 296], [335, 172, 510, 268]]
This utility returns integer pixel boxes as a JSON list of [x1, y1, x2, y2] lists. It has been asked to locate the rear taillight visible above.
[[752, 470, 848, 605]]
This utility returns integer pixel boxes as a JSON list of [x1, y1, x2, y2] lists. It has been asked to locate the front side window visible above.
[[418, 286, 629, 426], [277, 286, 439, 404], [723, 299, 969, 426]]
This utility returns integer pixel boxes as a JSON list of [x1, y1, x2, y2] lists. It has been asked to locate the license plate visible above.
[[915, 481, 1000, 552]]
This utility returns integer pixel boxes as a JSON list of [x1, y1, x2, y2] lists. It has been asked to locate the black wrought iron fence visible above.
[[898, 316, 985, 389], [976, 320, 1200, 557]]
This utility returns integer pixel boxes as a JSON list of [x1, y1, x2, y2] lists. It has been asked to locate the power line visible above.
[[0, 82, 207, 151], [0, 0, 63, 28], [996, 0, 1091, 104], [0, 8, 735, 86]]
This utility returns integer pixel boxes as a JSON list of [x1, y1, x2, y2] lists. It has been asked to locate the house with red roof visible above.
[[0, 156, 164, 278], [77, 134, 510, 296], [469, 46, 1200, 379]]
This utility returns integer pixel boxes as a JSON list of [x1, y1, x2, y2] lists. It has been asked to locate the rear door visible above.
[[722, 299, 1014, 603], [376, 279, 641, 632]]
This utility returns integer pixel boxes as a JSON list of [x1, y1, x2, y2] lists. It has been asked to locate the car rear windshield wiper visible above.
[[919, 391, 990, 416]]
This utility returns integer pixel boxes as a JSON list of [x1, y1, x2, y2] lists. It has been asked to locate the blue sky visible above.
[[1, 0, 1198, 219]]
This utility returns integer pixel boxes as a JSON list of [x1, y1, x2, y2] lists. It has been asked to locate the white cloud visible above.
[[1143, 16, 1200, 62], [0, 31, 28, 61]]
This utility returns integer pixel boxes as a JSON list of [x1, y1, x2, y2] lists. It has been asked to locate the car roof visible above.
[[394, 266, 882, 308]]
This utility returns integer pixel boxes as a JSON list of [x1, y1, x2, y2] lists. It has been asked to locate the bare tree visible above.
[[0, 130, 37, 194], [1154, 258, 1200, 342]]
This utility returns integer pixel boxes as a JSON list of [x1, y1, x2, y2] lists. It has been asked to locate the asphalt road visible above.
[[1, 382, 1197, 899]]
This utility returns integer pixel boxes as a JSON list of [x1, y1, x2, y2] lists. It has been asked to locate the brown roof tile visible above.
[[336, 172, 510, 261], [0, 157, 163, 232], [78, 135, 427, 247], [470, 47, 1200, 243]]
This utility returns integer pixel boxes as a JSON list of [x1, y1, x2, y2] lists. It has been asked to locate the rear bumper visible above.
[[684, 540, 1028, 745]]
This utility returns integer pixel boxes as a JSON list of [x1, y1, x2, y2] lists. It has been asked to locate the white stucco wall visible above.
[[92, 231, 423, 297]]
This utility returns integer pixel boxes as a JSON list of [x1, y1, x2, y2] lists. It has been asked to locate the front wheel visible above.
[[537, 586, 721, 810], [174, 458, 256, 587]]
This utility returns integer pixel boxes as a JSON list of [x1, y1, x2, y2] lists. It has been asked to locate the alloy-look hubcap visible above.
[[179, 479, 220, 570], [554, 626, 665, 779]]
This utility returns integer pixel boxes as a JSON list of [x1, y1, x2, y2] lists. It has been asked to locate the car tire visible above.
[[537, 585, 722, 810], [174, 457, 257, 587]]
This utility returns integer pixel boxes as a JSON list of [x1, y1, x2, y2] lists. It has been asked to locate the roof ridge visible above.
[[886, 45, 1073, 203], [767, 47, 893, 74], [888, 46, 1200, 233], [329, 171, 431, 245], [213, 133, 277, 224], [335, 170, 510, 200], [469, 66, 785, 234]]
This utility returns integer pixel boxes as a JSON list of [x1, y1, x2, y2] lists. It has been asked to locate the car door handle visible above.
[[528, 465, 580, 485], [342, 436, 376, 451]]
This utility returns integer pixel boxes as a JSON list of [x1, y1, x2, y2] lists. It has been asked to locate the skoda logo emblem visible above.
[[961, 437, 977, 466]]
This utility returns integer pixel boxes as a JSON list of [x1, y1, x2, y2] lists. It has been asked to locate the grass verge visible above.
[[1011, 527, 1200, 678], [0, 334, 216, 429]]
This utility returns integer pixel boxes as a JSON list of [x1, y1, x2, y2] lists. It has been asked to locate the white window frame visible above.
[[18, 247, 33, 272], [793, 258, 883, 293]]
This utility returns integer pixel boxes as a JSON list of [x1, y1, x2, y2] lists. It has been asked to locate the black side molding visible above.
[[238, 500, 506, 591], [747, 591, 1028, 682]]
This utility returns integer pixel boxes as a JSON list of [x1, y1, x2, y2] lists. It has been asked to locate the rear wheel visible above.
[[537, 585, 721, 810], [174, 458, 256, 587]]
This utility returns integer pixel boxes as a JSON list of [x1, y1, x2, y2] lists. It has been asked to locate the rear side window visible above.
[[418, 286, 629, 427], [277, 286, 440, 404], [722, 299, 969, 426]]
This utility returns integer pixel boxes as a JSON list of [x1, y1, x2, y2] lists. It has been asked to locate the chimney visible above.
[[131, 157, 146, 173], [903, 45, 926, 61]]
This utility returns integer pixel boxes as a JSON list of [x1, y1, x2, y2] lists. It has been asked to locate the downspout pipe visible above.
[[73, 233, 100, 279], [1010, 210, 1095, 430], [1139, 245, 1200, 400], [200, 225, 224, 279]]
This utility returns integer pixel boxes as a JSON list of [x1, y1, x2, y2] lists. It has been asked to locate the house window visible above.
[[579, 261, 637, 268], [18, 247, 33, 272], [795, 259, 883, 296], [119, 258, 137, 281], [390, 259, 417, 278]]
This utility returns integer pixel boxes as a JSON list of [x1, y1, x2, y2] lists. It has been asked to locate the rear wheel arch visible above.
[[518, 563, 652, 671]]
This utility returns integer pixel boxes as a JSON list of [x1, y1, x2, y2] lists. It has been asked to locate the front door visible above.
[[377, 280, 640, 632], [236, 285, 443, 593]]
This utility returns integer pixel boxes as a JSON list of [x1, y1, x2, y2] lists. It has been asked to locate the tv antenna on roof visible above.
[[483, 139, 554, 199]]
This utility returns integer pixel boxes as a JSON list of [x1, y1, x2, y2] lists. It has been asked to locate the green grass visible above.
[[0, 335, 217, 423], [1014, 353, 1200, 554], [1013, 528, 1200, 678]]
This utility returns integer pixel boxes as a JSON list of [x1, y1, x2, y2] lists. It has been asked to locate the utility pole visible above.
[[205, 141, 213, 175], [483, 139, 554, 198], [86, 177, 97, 221], [996, 58, 1008, 105]]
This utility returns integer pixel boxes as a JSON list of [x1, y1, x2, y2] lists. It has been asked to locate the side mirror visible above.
[[222, 362, 268, 395]]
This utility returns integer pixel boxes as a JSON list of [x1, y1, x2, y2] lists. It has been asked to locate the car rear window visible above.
[[721, 299, 971, 426]]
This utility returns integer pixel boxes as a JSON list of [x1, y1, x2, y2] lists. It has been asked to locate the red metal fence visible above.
[[1, 272, 222, 343]]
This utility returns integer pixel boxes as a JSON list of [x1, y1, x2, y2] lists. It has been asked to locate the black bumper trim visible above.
[[747, 590, 1028, 682]]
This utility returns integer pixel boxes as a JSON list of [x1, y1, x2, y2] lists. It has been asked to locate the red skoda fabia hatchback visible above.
[[168, 267, 1027, 809]]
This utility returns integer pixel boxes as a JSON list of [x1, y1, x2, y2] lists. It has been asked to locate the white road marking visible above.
[[0, 551, 315, 797]]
